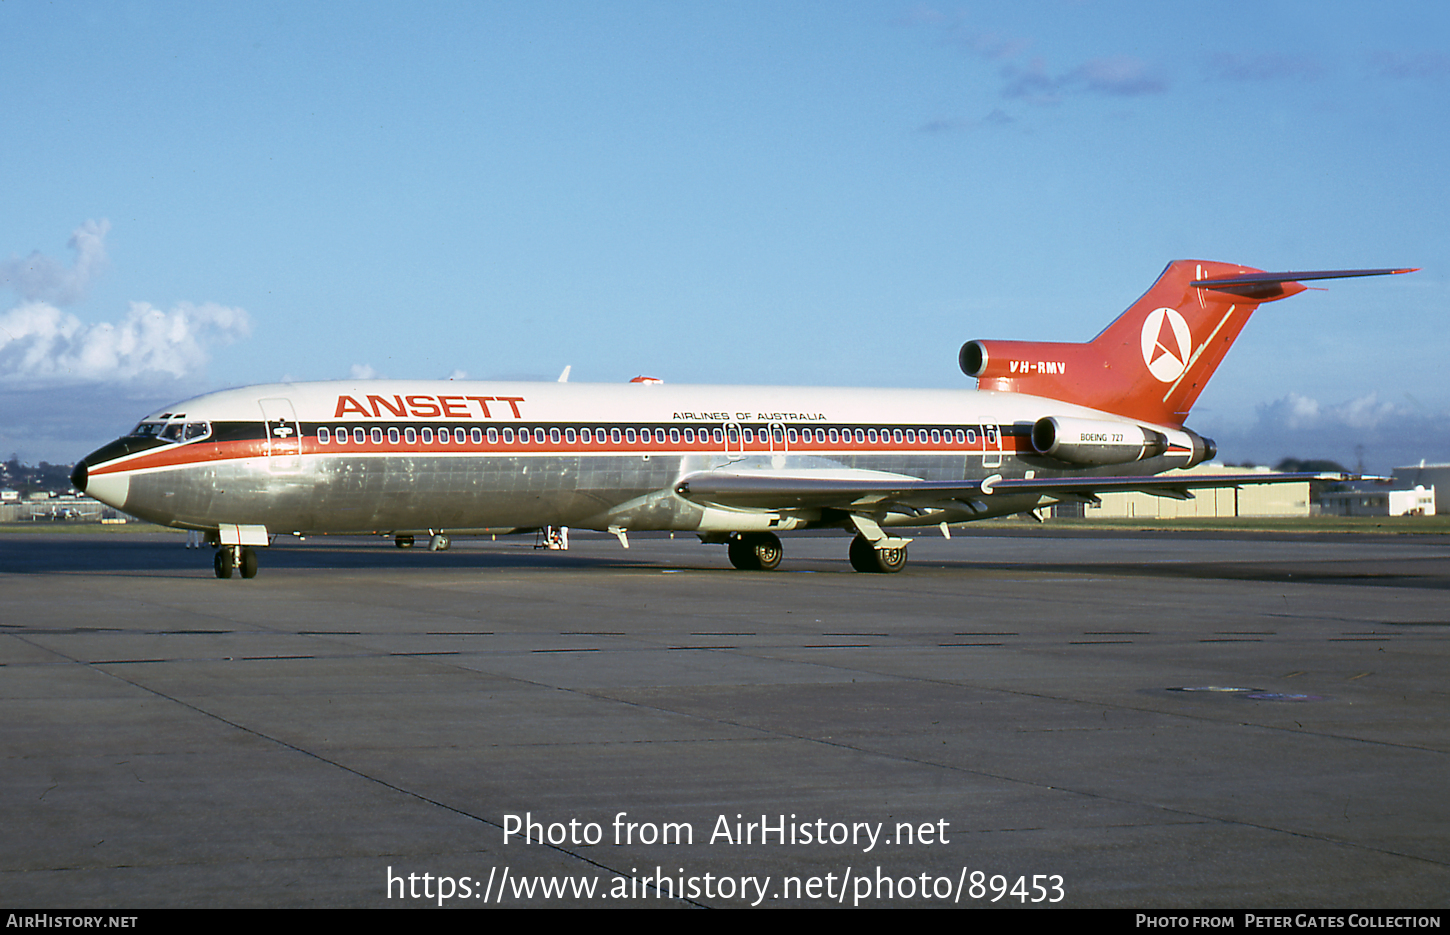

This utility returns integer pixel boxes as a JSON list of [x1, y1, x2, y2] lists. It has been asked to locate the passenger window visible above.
[[611, 428, 622, 444], [422, 427, 434, 443], [503, 428, 514, 443], [319, 427, 331, 444], [472, 428, 483, 444], [456, 428, 467, 444], [566, 428, 576, 443], [370, 428, 382, 444], [405, 427, 417, 444], [354, 428, 366, 444], [535, 428, 546, 443], [487, 428, 498, 443], [894, 429, 903, 443], [388, 427, 400, 444], [625, 428, 637, 443], [550, 427, 561, 444]]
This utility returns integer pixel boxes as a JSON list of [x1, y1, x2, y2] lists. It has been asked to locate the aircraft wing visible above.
[[673, 470, 1361, 512]]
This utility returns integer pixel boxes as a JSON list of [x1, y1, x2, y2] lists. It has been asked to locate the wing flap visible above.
[[674, 470, 1361, 512]]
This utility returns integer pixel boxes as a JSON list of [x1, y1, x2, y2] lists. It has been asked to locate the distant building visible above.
[[1059, 464, 1312, 519], [1311, 462, 1442, 517], [1320, 485, 1435, 517]]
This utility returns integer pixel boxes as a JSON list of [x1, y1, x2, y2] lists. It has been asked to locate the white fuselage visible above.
[[76, 379, 1204, 537]]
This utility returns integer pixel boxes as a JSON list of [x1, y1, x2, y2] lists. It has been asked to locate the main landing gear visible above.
[[213, 546, 258, 579], [727, 532, 783, 571], [721, 532, 908, 573], [848, 534, 907, 574]]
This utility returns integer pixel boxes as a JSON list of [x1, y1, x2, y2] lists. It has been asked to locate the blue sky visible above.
[[2, 1, 1446, 471]]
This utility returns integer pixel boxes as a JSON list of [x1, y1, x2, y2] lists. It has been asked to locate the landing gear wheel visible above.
[[395, 534, 415, 549], [728, 538, 760, 570], [239, 547, 258, 579], [429, 534, 450, 551], [875, 544, 907, 573], [727, 532, 783, 571], [848, 534, 907, 574], [213, 548, 234, 579]]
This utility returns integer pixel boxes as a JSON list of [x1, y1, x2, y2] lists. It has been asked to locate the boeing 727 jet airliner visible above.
[[72, 260, 1413, 578]]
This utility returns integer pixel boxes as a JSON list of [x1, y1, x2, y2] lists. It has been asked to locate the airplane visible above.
[[70, 260, 1414, 579]]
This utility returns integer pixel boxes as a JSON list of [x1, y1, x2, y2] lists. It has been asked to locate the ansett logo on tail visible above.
[[1140, 307, 1191, 383]]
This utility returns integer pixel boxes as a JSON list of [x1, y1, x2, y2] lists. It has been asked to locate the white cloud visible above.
[[0, 220, 111, 306], [0, 300, 250, 385], [0, 222, 255, 462], [348, 363, 382, 379]]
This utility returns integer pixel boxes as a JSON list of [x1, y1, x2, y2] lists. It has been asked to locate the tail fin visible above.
[[959, 260, 1415, 426]]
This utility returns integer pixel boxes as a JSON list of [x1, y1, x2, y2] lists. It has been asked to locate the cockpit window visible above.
[[129, 420, 210, 443]]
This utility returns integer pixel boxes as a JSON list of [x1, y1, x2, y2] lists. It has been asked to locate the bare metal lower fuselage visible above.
[[109, 447, 1072, 537]]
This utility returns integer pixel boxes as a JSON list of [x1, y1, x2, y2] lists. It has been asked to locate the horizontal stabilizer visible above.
[[1192, 267, 1417, 298]]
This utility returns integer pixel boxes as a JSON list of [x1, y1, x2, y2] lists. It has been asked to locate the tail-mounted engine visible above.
[[1030, 416, 1214, 468]]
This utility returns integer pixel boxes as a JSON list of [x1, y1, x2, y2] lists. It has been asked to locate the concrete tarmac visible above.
[[2, 529, 1447, 908]]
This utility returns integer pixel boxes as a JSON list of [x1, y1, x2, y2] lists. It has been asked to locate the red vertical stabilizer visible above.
[[959, 261, 1413, 427]]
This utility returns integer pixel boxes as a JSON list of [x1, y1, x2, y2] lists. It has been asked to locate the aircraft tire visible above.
[[848, 534, 907, 573], [239, 547, 258, 579], [875, 544, 907, 573], [750, 532, 783, 571], [429, 534, 450, 551], [395, 535, 415, 549], [213, 549, 234, 579], [727, 537, 761, 570]]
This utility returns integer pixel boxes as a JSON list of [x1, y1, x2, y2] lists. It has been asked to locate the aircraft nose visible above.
[[72, 446, 133, 511]]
